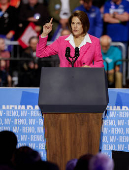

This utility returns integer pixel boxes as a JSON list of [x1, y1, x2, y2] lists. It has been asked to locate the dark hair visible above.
[[28, 36, 38, 44], [0, 165, 14, 170], [12, 146, 41, 169], [0, 131, 17, 163], [74, 154, 93, 170], [68, 10, 90, 35], [83, 0, 92, 3], [23, 160, 60, 170]]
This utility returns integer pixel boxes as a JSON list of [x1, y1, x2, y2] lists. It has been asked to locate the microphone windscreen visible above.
[[65, 47, 70, 57], [75, 47, 79, 57], [66, 47, 70, 52]]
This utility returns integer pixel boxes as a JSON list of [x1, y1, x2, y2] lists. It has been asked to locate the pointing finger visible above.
[[49, 18, 53, 24]]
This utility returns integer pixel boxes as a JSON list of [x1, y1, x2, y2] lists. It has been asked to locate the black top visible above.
[[92, 0, 106, 8], [18, 2, 50, 29], [0, 5, 17, 35]]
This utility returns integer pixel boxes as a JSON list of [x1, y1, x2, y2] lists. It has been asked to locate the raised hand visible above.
[[41, 18, 53, 37]]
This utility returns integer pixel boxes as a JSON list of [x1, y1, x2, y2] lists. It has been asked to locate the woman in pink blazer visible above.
[[36, 10, 104, 67]]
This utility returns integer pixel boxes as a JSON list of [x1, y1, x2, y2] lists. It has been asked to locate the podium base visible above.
[[44, 113, 103, 170]]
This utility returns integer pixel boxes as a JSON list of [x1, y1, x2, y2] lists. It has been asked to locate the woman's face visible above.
[[71, 17, 84, 37]]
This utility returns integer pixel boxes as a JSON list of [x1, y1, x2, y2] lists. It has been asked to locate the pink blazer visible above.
[[36, 34, 104, 67]]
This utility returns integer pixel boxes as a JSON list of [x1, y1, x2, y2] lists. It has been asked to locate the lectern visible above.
[[38, 67, 108, 170]]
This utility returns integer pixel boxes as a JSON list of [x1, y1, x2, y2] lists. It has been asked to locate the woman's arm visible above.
[[36, 18, 59, 58], [90, 39, 104, 67], [36, 35, 59, 58]]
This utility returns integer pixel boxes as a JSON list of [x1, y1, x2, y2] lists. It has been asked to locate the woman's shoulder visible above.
[[55, 35, 70, 43]]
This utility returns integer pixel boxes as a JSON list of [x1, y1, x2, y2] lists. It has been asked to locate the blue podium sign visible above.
[[101, 89, 129, 158], [0, 88, 46, 160]]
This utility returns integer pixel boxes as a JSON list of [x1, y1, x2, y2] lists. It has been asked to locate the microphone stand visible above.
[[70, 55, 79, 67], [65, 48, 79, 67]]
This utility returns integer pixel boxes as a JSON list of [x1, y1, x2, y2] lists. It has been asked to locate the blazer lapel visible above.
[[79, 42, 91, 60]]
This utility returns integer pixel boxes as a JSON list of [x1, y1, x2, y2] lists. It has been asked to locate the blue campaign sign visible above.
[[0, 88, 46, 160], [0, 88, 129, 160], [101, 89, 129, 158]]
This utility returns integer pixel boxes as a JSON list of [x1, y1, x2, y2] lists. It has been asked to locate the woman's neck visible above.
[[74, 33, 85, 39], [73, 34, 85, 47]]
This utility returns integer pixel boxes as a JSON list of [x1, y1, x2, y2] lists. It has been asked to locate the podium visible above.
[[38, 67, 108, 170]]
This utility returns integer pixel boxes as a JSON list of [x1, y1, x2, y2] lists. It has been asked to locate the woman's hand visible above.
[[82, 65, 90, 67], [41, 18, 53, 37]]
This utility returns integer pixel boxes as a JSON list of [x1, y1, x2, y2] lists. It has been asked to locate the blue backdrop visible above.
[[0, 88, 129, 159]]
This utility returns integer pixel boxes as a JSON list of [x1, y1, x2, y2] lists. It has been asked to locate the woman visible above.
[[36, 10, 104, 67]]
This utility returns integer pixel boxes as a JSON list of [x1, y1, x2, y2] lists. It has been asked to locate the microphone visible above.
[[75, 47, 79, 57], [65, 47, 79, 67], [65, 47, 70, 58]]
